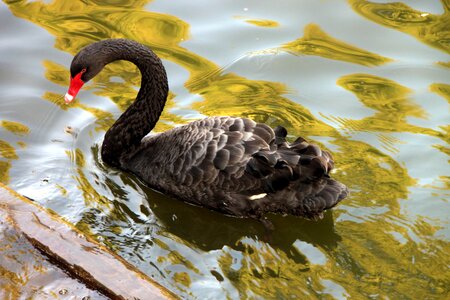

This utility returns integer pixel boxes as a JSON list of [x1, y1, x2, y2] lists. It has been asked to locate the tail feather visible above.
[[245, 125, 348, 218], [299, 179, 348, 217]]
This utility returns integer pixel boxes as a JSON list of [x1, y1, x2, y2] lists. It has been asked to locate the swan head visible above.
[[65, 44, 106, 103]]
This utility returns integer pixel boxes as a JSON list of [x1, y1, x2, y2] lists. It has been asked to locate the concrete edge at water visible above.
[[0, 183, 177, 300]]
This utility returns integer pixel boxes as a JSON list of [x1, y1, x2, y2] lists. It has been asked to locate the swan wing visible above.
[[173, 117, 334, 194], [170, 117, 270, 187]]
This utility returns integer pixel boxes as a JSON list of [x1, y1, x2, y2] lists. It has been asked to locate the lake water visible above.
[[0, 0, 449, 298]]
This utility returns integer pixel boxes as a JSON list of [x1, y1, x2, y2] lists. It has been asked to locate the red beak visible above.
[[65, 71, 85, 104]]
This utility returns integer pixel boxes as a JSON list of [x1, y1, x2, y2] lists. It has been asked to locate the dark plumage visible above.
[[65, 39, 348, 226]]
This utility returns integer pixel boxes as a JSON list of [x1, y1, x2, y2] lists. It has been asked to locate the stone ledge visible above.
[[0, 183, 177, 300]]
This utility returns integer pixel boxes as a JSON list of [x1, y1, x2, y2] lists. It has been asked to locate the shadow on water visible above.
[[140, 184, 342, 253], [91, 144, 342, 254]]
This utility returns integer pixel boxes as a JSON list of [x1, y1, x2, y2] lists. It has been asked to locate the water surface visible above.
[[0, 0, 449, 298]]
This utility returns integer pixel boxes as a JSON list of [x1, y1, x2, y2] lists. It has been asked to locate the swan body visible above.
[[65, 39, 348, 223]]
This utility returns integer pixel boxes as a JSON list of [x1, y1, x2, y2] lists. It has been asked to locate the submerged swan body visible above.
[[65, 39, 348, 223]]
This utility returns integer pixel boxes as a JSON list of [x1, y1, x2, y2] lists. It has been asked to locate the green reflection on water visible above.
[[3, 0, 449, 299]]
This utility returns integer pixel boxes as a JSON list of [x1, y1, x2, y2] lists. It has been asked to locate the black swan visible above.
[[64, 39, 348, 227]]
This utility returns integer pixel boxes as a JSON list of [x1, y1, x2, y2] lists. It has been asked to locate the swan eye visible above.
[[81, 68, 87, 73]]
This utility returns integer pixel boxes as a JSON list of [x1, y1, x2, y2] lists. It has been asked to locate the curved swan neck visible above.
[[99, 39, 169, 167]]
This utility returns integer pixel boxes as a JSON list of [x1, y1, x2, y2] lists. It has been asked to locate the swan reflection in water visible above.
[[84, 144, 342, 255]]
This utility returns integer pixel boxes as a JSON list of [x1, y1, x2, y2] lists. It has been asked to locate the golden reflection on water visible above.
[[0, 160, 11, 184], [66, 148, 111, 209], [350, 0, 450, 54], [190, 73, 336, 137], [153, 237, 200, 291], [437, 61, 450, 68], [1, 121, 30, 136], [0, 140, 18, 161], [0, 121, 29, 184], [3, 0, 449, 298], [431, 82, 450, 103], [281, 23, 393, 66], [330, 74, 445, 148], [235, 17, 279, 28]]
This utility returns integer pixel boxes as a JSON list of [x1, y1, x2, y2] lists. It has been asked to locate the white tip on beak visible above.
[[64, 93, 74, 104]]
